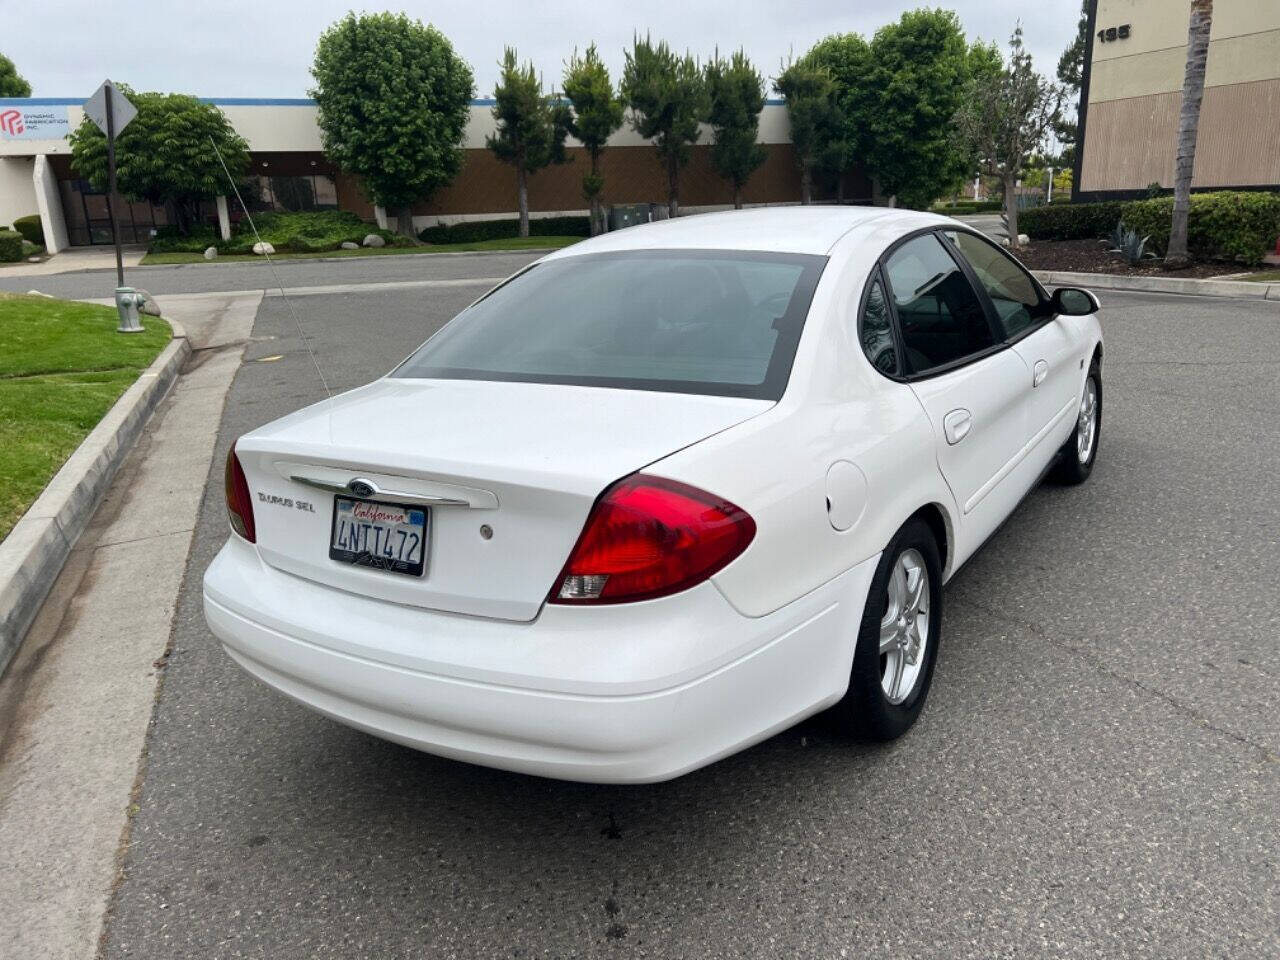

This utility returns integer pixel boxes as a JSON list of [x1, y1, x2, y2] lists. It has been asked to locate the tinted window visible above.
[[947, 230, 1043, 338], [394, 250, 826, 400], [884, 234, 995, 373], [860, 274, 898, 374]]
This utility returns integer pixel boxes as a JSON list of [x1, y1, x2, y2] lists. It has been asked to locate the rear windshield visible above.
[[393, 249, 827, 399]]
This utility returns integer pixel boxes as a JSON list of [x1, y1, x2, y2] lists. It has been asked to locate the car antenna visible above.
[[207, 135, 332, 399]]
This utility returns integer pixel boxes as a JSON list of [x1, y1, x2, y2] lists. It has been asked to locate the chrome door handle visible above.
[[1033, 360, 1048, 387], [943, 408, 972, 445]]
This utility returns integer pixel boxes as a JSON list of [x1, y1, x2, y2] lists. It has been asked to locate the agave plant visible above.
[[1109, 225, 1158, 265], [1107, 221, 1127, 252]]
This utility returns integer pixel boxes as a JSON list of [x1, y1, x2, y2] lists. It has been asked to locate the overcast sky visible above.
[[10, 1, 1080, 100]]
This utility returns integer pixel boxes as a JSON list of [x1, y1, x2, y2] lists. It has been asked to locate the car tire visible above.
[[831, 517, 943, 741], [1052, 359, 1101, 485]]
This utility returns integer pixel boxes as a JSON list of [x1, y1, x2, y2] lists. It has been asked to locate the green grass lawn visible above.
[[0, 295, 169, 541], [1243, 269, 1280, 283], [140, 235, 581, 265]]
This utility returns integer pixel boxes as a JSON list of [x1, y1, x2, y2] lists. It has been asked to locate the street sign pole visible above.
[[104, 82, 124, 289], [86, 79, 142, 332]]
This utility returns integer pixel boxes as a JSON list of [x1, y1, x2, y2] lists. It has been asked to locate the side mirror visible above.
[[1051, 287, 1100, 316]]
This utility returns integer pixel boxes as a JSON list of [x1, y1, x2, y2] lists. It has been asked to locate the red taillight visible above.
[[550, 474, 755, 605], [224, 446, 256, 543]]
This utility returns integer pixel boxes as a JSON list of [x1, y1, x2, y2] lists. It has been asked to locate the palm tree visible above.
[[1166, 0, 1213, 267]]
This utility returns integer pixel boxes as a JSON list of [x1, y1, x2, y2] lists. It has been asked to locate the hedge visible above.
[[1121, 192, 1280, 264], [930, 200, 1003, 214], [12, 214, 43, 246], [0, 230, 23, 262], [418, 216, 591, 244], [1019, 201, 1127, 241], [1021, 191, 1280, 264], [149, 210, 407, 255]]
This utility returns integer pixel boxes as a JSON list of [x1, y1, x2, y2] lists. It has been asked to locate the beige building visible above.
[[1075, 0, 1280, 198]]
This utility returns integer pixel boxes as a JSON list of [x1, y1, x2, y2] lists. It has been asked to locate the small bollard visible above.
[[114, 286, 144, 334]]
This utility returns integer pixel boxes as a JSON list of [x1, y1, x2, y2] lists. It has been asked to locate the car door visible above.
[[881, 232, 1033, 552], [945, 229, 1081, 470]]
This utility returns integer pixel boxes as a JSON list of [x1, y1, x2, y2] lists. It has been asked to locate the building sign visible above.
[[0, 105, 72, 140]]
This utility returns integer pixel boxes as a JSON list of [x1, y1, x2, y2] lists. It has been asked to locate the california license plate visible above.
[[329, 496, 428, 577]]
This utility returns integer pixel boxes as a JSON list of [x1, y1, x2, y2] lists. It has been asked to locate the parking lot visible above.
[[101, 264, 1278, 958]]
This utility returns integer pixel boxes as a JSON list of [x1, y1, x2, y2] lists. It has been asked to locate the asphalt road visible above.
[[0, 250, 542, 300], [102, 279, 1278, 958]]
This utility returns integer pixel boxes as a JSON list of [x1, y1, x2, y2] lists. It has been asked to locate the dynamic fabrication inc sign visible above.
[[0, 105, 71, 140]]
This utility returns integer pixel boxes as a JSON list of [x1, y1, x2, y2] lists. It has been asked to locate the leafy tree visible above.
[[1167, 0, 1214, 267], [806, 33, 872, 201], [953, 26, 1064, 245], [68, 87, 249, 235], [621, 36, 709, 217], [311, 12, 473, 236], [487, 49, 571, 238], [563, 44, 624, 235], [0, 53, 30, 97], [773, 54, 840, 205], [705, 50, 766, 209], [857, 10, 974, 209], [1054, 1, 1089, 166]]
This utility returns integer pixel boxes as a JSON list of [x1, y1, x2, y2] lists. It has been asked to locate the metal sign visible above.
[[84, 80, 136, 137], [0, 105, 71, 140]]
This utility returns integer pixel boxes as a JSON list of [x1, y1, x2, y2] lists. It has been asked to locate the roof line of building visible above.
[[0, 96, 789, 108]]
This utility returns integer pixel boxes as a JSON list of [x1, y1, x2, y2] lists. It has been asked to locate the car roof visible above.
[[543, 206, 955, 259]]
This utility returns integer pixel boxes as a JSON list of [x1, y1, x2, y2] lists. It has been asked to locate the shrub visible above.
[[930, 200, 1002, 214], [146, 210, 398, 255], [1020, 201, 1127, 241], [0, 230, 23, 262], [1121, 191, 1280, 264], [418, 215, 591, 244], [12, 214, 43, 246]]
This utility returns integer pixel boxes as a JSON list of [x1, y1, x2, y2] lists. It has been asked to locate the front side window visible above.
[[860, 274, 898, 374], [946, 230, 1044, 338], [884, 234, 995, 374], [394, 250, 827, 400]]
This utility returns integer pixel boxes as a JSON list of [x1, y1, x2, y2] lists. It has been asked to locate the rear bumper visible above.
[[203, 538, 878, 783]]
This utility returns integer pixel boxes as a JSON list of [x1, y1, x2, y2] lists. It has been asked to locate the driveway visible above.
[[101, 278, 1278, 958]]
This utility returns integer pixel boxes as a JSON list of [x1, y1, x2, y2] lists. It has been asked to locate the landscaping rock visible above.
[[27, 256, 41, 263], [135, 289, 162, 317], [1017, 233, 1030, 246], [204, 246, 218, 260], [362, 234, 386, 248], [341, 241, 359, 250], [252, 241, 275, 256]]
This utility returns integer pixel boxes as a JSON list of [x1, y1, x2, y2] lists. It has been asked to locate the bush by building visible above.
[[12, 214, 43, 247], [1019, 201, 1128, 241], [0, 230, 24, 262], [930, 200, 1003, 214], [1120, 191, 1280, 264], [418, 216, 591, 244], [149, 210, 406, 255], [1022, 191, 1280, 264]]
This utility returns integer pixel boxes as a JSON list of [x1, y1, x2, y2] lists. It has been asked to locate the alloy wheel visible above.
[[879, 548, 930, 705]]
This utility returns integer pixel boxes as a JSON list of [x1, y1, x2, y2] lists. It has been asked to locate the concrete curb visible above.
[[1033, 269, 1280, 301], [0, 317, 191, 677]]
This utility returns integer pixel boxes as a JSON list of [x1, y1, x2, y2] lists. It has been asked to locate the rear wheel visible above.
[[1052, 360, 1101, 484], [832, 518, 943, 741]]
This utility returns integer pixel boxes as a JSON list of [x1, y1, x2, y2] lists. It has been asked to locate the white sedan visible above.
[[204, 207, 1103, 783]]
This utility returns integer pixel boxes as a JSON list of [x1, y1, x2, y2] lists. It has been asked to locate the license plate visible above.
[[329, 496, 428, 577]]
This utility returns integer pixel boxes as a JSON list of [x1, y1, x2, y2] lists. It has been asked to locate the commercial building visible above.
[[0, 97, 872, 253], [1075, 0, 1280, 199]]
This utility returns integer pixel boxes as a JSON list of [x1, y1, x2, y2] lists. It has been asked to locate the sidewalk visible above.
[[1, 245, 147, 278], [0, 292, 259, 960]]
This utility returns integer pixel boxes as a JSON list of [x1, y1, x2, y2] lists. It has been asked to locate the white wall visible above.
[[32, 155, 68, 253], [0, 158, 38, 230]]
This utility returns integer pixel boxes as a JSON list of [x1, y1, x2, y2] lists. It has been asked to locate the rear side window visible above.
[[859, 274, 898, 374], [884, 234, 995, 374], [947, 230, 1044, 338], [394, 250, 827, 400]]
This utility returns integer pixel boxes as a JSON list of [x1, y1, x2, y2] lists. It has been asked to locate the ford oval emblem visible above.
[[347, 478, 377, 498]]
